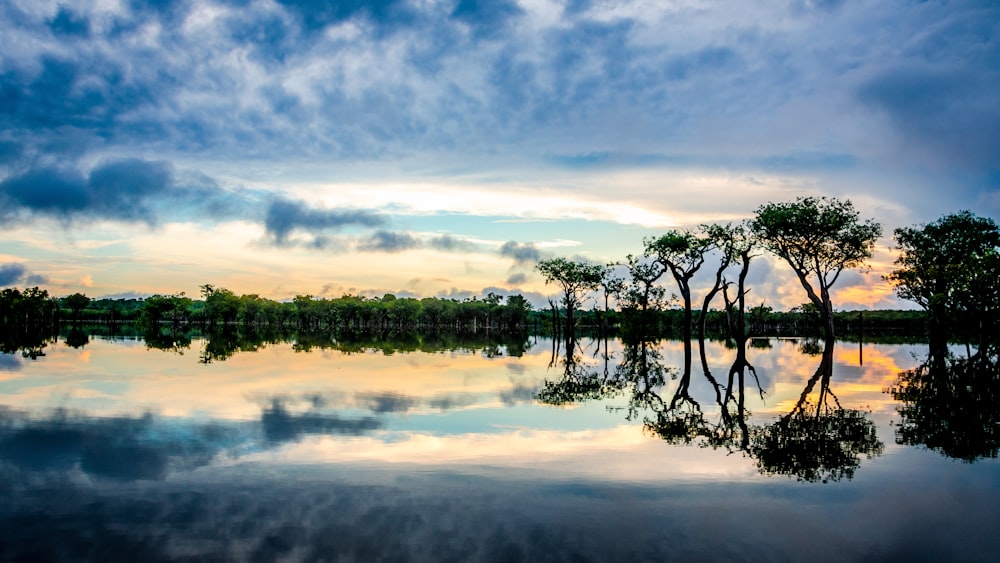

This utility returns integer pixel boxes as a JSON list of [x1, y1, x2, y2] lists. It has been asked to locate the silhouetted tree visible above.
[[62, 292, 91, 323], [615, 254, 668, 336], [887, 210, 1000, 351], [536, 258, 605, 335], [644, 230, 711, 341], [751, 197, 881, 342]]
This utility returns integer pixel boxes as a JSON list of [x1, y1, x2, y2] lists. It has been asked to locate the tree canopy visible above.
[[536, 257, 605, 334], [887, 210, 1000, 343], [751, 196, 881, 339]]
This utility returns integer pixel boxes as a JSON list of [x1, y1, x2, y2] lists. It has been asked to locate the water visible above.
[[1, 332, 997, 562]]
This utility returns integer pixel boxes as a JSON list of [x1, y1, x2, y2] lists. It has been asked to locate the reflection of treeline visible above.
[[137, 325, 534, 361], [551, 307, 929, 339]]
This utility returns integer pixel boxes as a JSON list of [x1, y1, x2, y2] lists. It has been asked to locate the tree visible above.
[[536, 258, 605, 335], [886, 210, 1000, 349], [615, 254, 668, 335], [62, 292, 91, 322], [751, 196, 881, 341], [644, 230, 712, 342], [201, 285, 241, 326]]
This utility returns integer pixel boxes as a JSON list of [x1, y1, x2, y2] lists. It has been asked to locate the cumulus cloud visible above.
[[0, 263, 48, 286], [264, 198, 385, 244], [500, 241, 542, 265], [0, 263, 28, 286], [0, 158, 250, 227], [0, 0, 994, 209]]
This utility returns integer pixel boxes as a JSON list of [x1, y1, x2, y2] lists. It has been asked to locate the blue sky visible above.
[[1, 0, 998, 309]]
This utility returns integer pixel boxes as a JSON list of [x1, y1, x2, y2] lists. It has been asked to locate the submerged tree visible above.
[[536, 258, 605, 335], [751, 197, 881, 342]]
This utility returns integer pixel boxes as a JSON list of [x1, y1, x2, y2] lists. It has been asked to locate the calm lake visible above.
[[1, 331, 997, 562]]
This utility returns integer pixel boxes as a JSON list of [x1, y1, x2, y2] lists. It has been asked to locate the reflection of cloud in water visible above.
[[0, 410, 235, 481], [0, 354, 20, 371], [1, 459, 997, 562], [505, 361, 527, 375], [500, 383, 540, 406], [355, 392, 417, 414], [427, 393, 480, 411], [0, 403, 384, 482], [261, 400, 382, 443]]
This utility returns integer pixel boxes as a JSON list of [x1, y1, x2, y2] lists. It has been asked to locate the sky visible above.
[[1, 0, 998, 310]]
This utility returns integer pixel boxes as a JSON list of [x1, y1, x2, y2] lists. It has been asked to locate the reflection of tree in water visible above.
[[0, 328, 54, 359], [200, 327, 278, 363], [888, 344, 1000, 462], [294, 330, 533, 357], [537, 337, 884, 482], [63, 327, 90, 349], [750, 342, 883, 483], [535, 335, 629, 406], [143, 325, 193, 354]]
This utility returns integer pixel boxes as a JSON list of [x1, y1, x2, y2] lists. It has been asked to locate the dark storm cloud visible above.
[[264, 198, 386, 244], [857, 64, 1000, 168], [0, 263, 47, 286], [500, 241, 542, 265]]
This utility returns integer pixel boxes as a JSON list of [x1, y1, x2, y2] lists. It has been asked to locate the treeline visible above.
[[0, 285, 535, 333], [538, 201, 999, 346]]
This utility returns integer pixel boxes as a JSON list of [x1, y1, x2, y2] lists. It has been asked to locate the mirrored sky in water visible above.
[[1, 334, 998, 561], [0, 335, 975, 479]]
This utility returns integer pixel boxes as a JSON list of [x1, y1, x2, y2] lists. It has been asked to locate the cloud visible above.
[[260, 400, 382, 444], [0, 263, 28, 286], [857, 64, 1000, 169], [0, 158, 244, 227], [357, 230, 420, 253], [0, 263, 48, 286], [506, 273, 527, 286], [500, 241, 542, 265], [356, 392, 417, 414], [429, 234, 478, 252], [264, 198, 386, 244]]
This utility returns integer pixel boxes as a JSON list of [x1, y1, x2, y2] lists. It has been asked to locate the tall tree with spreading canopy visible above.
[[886, 210, 1000, 350], [536, 258, 605, 335], [751, 197, 881, 341], [644, 230, 712, 343]]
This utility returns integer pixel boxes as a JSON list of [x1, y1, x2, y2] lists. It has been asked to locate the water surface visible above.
[[1, 332, 997, 561]]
